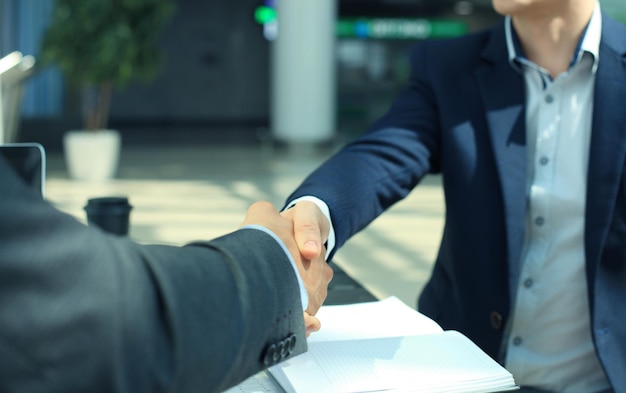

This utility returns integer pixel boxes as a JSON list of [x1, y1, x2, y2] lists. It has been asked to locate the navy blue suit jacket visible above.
[[288, 14, 626, 389]]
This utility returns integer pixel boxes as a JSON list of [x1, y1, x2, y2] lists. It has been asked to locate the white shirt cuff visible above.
[[240, 225, 308, 311], [285, 196, 335, 260]]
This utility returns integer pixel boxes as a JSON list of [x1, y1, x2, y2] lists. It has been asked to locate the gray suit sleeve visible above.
[[0, 157, 306, 393]]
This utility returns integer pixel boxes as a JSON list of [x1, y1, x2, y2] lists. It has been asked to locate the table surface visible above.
[[326, 261, 378, 305]]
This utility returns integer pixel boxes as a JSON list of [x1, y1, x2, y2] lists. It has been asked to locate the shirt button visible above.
[[539, 156, 549, 165], [534, 216, 544, 226], [523, 278, 533, 288], [513, 336, 523, 346], [490, 311, 503, 330], [545, 94, 554, 103]]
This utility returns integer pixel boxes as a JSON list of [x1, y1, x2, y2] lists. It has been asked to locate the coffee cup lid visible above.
[[84, 197, 132, 214]]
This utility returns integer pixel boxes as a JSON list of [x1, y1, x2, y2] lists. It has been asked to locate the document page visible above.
[[225, 297, 435, 393], [229, 297, 517, 393], [269, 297, 517, 393], [309, 296, 443, 343], [272, 331, 516, 393]]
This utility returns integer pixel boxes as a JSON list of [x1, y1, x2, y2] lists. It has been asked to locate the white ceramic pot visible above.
[[63, 129, 121, 181]]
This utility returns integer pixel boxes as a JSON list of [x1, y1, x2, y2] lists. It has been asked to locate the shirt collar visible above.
[[505, 1, 602, 74]]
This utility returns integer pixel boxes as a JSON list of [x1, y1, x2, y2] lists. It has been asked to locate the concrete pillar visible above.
[[271, 0, 336, 144]]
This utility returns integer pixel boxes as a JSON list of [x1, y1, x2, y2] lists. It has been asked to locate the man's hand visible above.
[[280, 201, 332, 316], [304, 312, 321, 337], [280, 201, 330, 261], [240, 201, 333, 318]]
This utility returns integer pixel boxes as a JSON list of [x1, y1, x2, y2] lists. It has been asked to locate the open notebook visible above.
[[267, 297, 518, 393]]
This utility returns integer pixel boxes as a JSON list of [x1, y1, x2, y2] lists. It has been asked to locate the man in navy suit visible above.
[[282, 0, 626, 391], [0, 153, 332, 393]]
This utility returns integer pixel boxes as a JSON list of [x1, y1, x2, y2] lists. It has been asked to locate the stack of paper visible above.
[[268, 297, 518, 393]]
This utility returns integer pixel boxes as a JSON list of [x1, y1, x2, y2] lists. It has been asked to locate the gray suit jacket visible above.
[[0, 155, 306, 392]]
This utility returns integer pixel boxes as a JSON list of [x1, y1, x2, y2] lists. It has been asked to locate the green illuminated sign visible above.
[[255, 5, 277, 24], [337, 18, 468, 39], [254, 6, 469, 41]]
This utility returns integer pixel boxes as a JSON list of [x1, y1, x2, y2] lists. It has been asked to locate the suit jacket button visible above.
[[280, 339, 290, 358], [263, 344, 277, 366], [276, 341, 286, 360], [272, 342, 282, 363], [490, 311, 503, 330], [288, 334, 297, 352]]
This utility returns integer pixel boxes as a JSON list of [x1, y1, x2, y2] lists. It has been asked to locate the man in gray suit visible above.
[[0, 154, 332, 393]]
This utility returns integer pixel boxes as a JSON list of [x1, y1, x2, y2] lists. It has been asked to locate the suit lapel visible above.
[[585, 16, 626, 286], [475, 22, 528, 293]]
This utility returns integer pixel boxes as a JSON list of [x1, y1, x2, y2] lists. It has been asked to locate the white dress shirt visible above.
[[503, 4, 610, 391]]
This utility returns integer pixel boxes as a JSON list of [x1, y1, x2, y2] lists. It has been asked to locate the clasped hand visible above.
[[241, 201, 333, 336]]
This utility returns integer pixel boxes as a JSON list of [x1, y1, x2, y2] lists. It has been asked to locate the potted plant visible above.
[[40, 0, 174, 181]]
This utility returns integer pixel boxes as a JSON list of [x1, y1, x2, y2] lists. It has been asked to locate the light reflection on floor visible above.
[[45, 144, 445, 307]]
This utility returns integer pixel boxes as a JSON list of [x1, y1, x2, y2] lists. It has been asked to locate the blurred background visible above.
[[1, 0, 624, 307], [3, 0, 624, 147], [2, 0, 498, 147]]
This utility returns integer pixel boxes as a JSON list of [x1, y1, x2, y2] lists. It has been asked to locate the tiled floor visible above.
[[44, 143, 445, 308]]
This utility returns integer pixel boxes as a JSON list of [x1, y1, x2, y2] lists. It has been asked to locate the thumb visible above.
[[292, 202, 325, 260]]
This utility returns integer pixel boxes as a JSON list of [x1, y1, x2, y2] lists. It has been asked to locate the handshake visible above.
[[240, 201, 334, 337]]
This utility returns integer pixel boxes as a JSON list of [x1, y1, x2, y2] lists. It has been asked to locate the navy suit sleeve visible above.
[[0, 156, 306, 393], [286, 43, 441, 256]]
